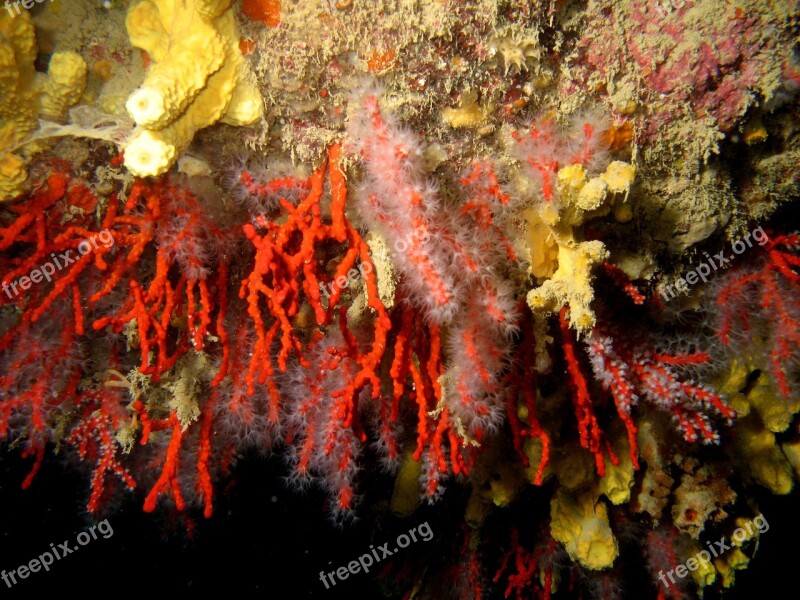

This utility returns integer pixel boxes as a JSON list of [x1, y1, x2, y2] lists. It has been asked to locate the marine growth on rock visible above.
[[1, 0, 798, 597]]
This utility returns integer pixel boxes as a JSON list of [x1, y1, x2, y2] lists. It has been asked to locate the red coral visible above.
[[91, 178, 232, 382], [510, 111, 610, 202], [237, 143, 392, 514], [0, 171, 234, 512], [0, 314, 81, 488], [644, 526, 693, 600], [386, 302, 473, 498], [283, 325, 366, 513], [347, 85, 461, 322], [493, 529, 557, 600], [560, 306, 617, 476], [602, 261, 645, 305], [0, 172, 232, 383], [348, 88, 521, 444], [560, 298, 735, 474], [587, 323, 735, 447], [68, 403, 136, 513], [240, 143, 390, 419], [143, 413, 185, 512], [507, 307, 550, 485], [716, 231, 800, 398]]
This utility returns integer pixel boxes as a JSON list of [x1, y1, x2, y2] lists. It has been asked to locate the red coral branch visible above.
[[494, 529, 557, 600], [69, 410, 137, 513], [1, 173, 231, 384], [602, 261, 645, 304], [716, 231, 800, 398], [143, 413, 185, 512], [560, 306, 610, 476], [587, 325, 734, 447], [507, 307, 550, 485]]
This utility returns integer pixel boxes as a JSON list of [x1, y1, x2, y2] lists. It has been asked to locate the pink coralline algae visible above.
[[568, 0, 790, 140]]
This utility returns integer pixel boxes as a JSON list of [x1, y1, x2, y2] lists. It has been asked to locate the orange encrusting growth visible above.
[[367, 49, 397, 74], [601, 121, 634, 152], [241, 0, 281, 27]]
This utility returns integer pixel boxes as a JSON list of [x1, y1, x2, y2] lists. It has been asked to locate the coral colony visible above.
[[1, 0, 799, 597]]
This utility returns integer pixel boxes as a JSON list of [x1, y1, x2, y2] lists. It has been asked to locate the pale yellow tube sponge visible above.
[[781, 439, 800, 480], [0, 153, 27, 201], [733, 416, 793, 495], [684, 539, 717, 589], [523, 207, 558, 280], [40, 52, 88, 122], [123, 0, 264, 177], [719, 358, 796, 494], [711, 515, 762, 589], [527, 240, 609, 332], [0, 11, 87, 201], [717, 355, 800, 434], [524, 160, 635, 333], [550, 486, 618, 570], [1, 10, 39, 201], [597, 434, 636, 506]]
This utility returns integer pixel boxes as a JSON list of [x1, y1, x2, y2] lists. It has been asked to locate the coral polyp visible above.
[[1, 0, 799, 596]]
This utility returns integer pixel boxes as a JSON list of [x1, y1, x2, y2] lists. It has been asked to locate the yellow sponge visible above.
[[550, 486, 618, 570], [1, 11, 87, 201], [123, 0, 263, 177], [523, 159, 635, 332], [40, 52, 88, 121], [1, 10, 39, 201]]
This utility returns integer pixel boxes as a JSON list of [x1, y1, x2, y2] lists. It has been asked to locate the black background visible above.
[[1, 449, 797, 598]]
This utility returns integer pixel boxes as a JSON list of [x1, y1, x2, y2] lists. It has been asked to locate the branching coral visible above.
[[587, 324, 735, 447], [0, 169, 235, 515], [347, 86, 520, 443], [716, 232, 800, 399], [1, 2, 799, 597]]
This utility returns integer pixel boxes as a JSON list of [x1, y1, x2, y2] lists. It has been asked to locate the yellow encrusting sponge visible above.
[[40, 52, 88, 122], [1, 11, 87, 201]]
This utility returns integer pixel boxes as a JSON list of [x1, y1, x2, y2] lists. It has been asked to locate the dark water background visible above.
[[1, 449, 798, 598]]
